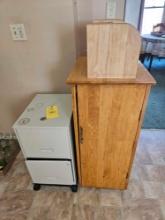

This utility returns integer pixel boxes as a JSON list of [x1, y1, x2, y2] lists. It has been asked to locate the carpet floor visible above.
[[143, 58, 165, 129]]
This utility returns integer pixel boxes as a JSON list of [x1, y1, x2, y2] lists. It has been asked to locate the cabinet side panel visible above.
[[77, 84, 146, 189], [72, 86, 82, 184], [126, 85, 151, 186]]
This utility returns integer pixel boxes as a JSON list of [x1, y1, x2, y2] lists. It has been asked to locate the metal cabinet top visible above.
[[13, 94, 72, 128]]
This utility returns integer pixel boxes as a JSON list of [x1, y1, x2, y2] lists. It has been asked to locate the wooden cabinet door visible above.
[[77, 84, 146, 189]]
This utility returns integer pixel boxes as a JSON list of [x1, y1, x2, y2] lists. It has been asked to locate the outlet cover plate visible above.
[[10, 24, 27, 41]]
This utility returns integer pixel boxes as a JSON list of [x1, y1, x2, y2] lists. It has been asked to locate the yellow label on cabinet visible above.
[[46, 105, 59, 119]]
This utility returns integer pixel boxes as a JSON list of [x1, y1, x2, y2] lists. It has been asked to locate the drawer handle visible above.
[[79, 127, 84, 144], [40, 148, 54, 153], [46, 177, 56, 180]]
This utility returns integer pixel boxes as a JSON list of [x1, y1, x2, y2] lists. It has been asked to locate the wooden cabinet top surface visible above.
[[67, 57, 156, 85]]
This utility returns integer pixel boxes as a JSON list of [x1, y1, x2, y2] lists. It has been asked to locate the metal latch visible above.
[[79, 127, 84, 144]]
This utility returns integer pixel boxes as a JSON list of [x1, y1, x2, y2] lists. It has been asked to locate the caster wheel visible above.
[[71, 185, 78, 192], [33, 184, 41, 191]]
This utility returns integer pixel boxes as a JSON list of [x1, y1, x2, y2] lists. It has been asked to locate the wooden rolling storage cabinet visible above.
[[66, 20, 156, 190], [13, 94, 77, 192], [67, 57, 155, 189]]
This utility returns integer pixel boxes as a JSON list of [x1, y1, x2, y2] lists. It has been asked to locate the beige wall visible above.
[[0, 0, 125, 133], [0, 0, 76, 133], [125, 0, 141, 28], [75, 0, 107, 56]]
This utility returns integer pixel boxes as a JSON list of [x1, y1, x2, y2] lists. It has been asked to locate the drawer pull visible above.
[[79, 127, 84, 144], [40, 148, 54, 153]]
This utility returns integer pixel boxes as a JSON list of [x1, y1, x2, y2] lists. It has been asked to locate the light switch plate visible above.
[[10, 24, 27, 41]]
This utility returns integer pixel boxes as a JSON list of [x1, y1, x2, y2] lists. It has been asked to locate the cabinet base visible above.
[[71, 185, 78, 192], [33, 183, 41, 191], [32, 183, 78, 192]]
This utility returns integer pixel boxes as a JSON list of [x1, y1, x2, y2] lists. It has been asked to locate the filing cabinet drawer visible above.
[[26, 160, 75, 185], [16, 128, 71, 158]]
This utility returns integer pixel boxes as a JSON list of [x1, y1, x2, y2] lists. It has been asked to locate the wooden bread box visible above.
[[87, 20, 141, 79], [67, 57, 156, 189]]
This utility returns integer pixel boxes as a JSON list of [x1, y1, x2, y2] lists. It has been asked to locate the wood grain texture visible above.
[[87, 22, 141, 78], [77, 84, 147, 189], [72, 86, 82, 184], [125, 85, 151, 187], [67, 57, 156, 85]]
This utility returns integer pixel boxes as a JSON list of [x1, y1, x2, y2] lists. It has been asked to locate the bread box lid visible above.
[[87, 20, 141, 79]]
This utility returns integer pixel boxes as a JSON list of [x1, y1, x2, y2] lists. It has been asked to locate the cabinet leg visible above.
[[139, 53, 146, 63], [33, 184, 41, 191], [71, 185, 78, 192], [148, 55, 154, 71]]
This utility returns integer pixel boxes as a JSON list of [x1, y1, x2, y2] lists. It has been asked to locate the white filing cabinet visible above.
[[13, 94, 77, 192]]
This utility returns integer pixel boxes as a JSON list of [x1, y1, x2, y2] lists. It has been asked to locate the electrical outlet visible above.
[[10, 24, 27, 41]]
